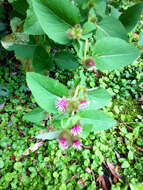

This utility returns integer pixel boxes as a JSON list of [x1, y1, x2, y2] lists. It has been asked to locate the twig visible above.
[[65, 174, 77, 183], [73, 85, 80, 98], [36, 166, 45, 179], [135, 145, 143, 152]]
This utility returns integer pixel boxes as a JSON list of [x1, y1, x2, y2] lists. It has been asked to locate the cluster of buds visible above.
[[67, 24, 83, 40], [55, 86, 90, 150], [56, 96, 89, 113], [58, 125, 82, 150]]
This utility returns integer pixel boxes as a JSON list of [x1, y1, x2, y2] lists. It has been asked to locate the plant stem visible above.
[[84, 39, 88, 61]]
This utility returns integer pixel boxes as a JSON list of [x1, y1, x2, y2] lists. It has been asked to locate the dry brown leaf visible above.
[[97, 176, 108, 190], [106, 162, 122, 180], [22, 141, 44, 156]]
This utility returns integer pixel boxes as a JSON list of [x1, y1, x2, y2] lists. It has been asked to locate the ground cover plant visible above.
[[0, 0, 143, 189]]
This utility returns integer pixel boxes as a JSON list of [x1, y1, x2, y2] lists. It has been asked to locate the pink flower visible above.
[[56, 97, 67, 112], [73, 140, 82, 150], [71, 125, 82, 136], [88, 61, 94, 66], [78, 100, 89, 110], [59, 138, 68, 149]]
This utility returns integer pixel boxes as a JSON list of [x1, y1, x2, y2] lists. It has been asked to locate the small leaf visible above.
[[36, 131, 60, 140], [119, 3, 143, 32], [54, 52, 79, 70], [121, 161, 130, 168], [23, 108, 45, 123], [94, 37, 140, 71], [0, 85, 9, 96]]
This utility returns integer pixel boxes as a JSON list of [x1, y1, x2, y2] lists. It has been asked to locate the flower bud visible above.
[[67, 24, 83, 40]]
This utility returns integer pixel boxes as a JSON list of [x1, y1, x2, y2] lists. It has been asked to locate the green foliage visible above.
[[23, 108, 46, 123], [32, 46, 54, 73], [0, 57, 143, 190], [26, 72, 69, 113], [94, 37, 140, 71], [79, 110, 116, 132], [54, 52, 79, 70], [119, 3, 143, 32], [32, 0, 80, 44], [0, 0, 143, 189], [96, 16, 128, 41]]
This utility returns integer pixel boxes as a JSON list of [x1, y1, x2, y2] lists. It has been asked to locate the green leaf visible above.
[[87, 87, 111, 110], [23, 108, 45, 123], [81, 124, 93, 138], [96, 16, 128, 41], [33, 46, 54, 74], [1, 33, 36, 59], [14, 162, 23, 171], [12, 0, 28, 16], [26, 72, 69, 113], [138, 31, 143, 47], [9, 44, 36, 59], [36, 131, 60, 140], [79, 110, 116, 132], [0, 85, 9, 96], [121, 160, 130, 168], [0, 159, 4, 169], [110, 7, 121, 19], [94, 37, 140, 71], [119, 3, 143, 32], [83, 21, 96, 33], [94, 0, 106, 18], [32, 0, 80, 44], [24, 6, 44, 35], [54, 52, 79, 70]]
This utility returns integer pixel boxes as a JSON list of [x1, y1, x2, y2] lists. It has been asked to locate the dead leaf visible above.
[[22, 141, 44, 156], [97, 176, 108, 190], [106, 162, 122, 180]]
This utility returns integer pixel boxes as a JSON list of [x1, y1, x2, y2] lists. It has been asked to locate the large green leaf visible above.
[[94, 37, 140, 71], [32, 0, 80, 44], [33, 46, 54, 73], [26, 72, 69, 113], [23, 108, 45, 123], [87, 87, 111, 110], [96, 16, 128, 41], [24, 6, 44, 35], [36, 131, 60, 140], [54, 52, 79, 70], [79, 110, 116, 132], [119, 3, 143, 32]]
